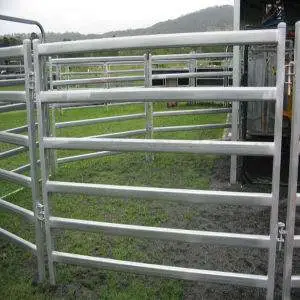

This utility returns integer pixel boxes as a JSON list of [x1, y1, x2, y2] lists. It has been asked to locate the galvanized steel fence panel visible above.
[[32, 24, 286, 300]]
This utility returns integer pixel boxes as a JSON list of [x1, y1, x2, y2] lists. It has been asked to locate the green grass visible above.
[[0, 100, 227, 299], [0, 84, 24, 91]]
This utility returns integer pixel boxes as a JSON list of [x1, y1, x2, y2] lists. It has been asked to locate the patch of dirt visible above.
[[156, 157, 292, 299]]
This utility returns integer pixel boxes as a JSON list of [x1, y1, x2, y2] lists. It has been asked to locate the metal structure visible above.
[[0, 41, 45, 281], [2, 12, 300, 299], [31, 24, 286, 300], [283, 21, 300, 299], [49, 52, 233, 89], [0, 15, 45, 42], [237, 0, 298, 141], [47, 52, 232, 169]]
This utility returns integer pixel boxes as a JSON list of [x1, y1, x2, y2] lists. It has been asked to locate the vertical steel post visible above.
[[49, 57, 57, 174], [66, 65, 70, 87], [105, 63, 110, 89], [144, 52, 153, 162], [49, 57, 53, 91], [33, 39, 56, 284], [230, 0, 241, 184], [283, 21, 300, 300], [144, 52, 153, 139], [188, 51, 197, 104], [23, 39, 46, 282], [266, 22, 286, 300], [50, 105, 57, 174]]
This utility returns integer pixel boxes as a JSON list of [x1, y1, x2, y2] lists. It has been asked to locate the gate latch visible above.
[[277, 222, 287, 251]]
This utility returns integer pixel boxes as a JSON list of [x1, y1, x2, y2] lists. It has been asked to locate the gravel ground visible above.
[[155, 156, 298, 300]]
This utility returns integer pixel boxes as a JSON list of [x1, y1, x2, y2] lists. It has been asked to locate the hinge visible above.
[[36, 202, 45, 221], [277, 222, 287, 251]]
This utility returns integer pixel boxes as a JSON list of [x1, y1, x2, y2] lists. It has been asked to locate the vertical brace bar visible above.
[[266, 23, 286, 300], [50, 106, 57, 174], [23, 39, 46, 282], [49, 57, 53, 91], [33, 39, 56, 285], [66, 65, 70, 89], [49, 58, 57, 174], [230, 0, 241, 184], [188, 51, 197, 105], [105, 63, 110, 89], [144, 52, 154, 161], [283, 22, 300, 299]]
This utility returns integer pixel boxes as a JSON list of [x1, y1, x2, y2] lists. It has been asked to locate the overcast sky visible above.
[[0, 0, 233, 35]]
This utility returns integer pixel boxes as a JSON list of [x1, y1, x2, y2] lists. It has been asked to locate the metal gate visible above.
[[283, 21, 300, 299], [0, 41, 45, 281], [31, 24, 286, 300]]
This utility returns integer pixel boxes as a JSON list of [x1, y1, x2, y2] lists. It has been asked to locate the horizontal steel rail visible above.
[[55, 71, 232, 87], [37, 29, 278, 56], [0, 64, 24, 68], [57, 102, 143, 110], [0, 103, 26, 113], [2, 188, 25, 200], [153, 123, 231, 133], [60, 71, 105, 76], [88, 129, 146, 139], [0, 146, 27, 159], [0, 91, 26, 103], [0, 131, 29, 147], [60, 69, 144, 76], [52, 251, 268, 288], [50, 216, 270, 248], [154, 52, 233, 60], [0, 45, 23, 58], [291, 276, 300, 288], [296, 193, 300, 205], [0, 228, 37, 254], [5, 124, 31, 134], [11, 163, 32, 174], [53, 75, 144, 87], [51, 55, 145, 65], [294, 236, 300, 248], [56, 108, 230, 129], [43, 137, 275, 156], [0, 74, 25, 79], [153, 108, 231, 117], [57, 151, 119, 164], [57, 122, 231, 164], [0, 197, 34, 222], [0, 168, 31, 187], [46, 181, 272, 207], [107, 69, 144, 74], [50, 52, 233, 66], [40, 87, 276, 104], [56, 113, 145, 128], [0, 78, 25, 85], [152, 71, 232, 80]]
